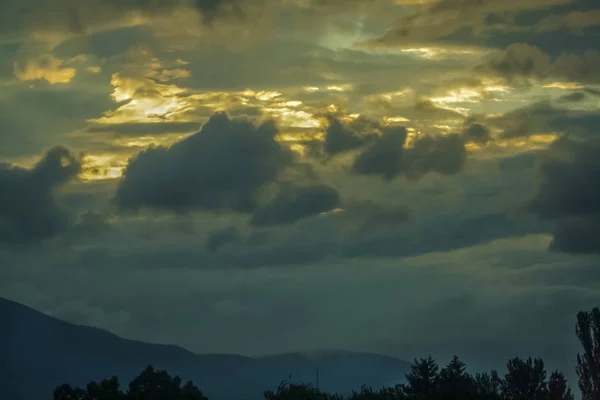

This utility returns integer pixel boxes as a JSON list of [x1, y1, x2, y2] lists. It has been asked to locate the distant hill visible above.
[[0, 297, 410, 400]]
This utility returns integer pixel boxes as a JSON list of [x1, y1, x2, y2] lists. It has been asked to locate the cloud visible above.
[[462, 118, 492, 144], [0, 146, 81, 245], [206, 226, 241, 252], [0, 0, 259, 44], [87, 122, 202, 137], [13, 53, 77, 84], [529, 136, 600, 254], [485, 98, 600, 139], [478, 43, 600, 85], [352, 127, 408, 180], [115, 112, 296, 213], [250, 184, 341, 227], [535, 9, 600, 32], [323, 116, 379, 155], [404, 133, 468, 180], [357, 0, 572, 49], [477, 43, 553, 84], [549, 217, 600, 254]]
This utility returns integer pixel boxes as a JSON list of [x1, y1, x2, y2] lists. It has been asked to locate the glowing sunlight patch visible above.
[[80, 154, 129, 181], [543, 82, 584, 90]]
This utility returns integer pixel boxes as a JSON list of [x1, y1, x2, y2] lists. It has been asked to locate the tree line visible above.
[[52, 307, 600, 400]]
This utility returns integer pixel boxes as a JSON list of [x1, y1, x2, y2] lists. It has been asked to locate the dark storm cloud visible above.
[[325, 115, 468, 181], [478, 43, 600, 84], [359, 0, 575, 48], [115, 112, 295, 213], [0, 146, 81, 245], [0, 0, 255, 42], [549, 217, 600, 254], [352, 127, 407, 180], [462, 118, 492, 144], [323, 116, 379, 156], [250, 184, 341, 227], [484, 99, 600, 139], [529, 136, 600, 254], [477, 43, 552, 83], [530, 137, 600, 219], [403, 134, 468, 180]]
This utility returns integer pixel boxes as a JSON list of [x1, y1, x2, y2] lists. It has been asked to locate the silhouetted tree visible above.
[[348, 384, 406, 400], [576, 307, 600, 400], [181, 381, 209, 400], [264, 381, 340, 400], [402, 356, 439, 399], [437, 355, 477, 399], [501, 357, 547, 400], [53, 365, 207, 400], [547, 370, 574, 400], [127, 365, 184, 400], [474, 370, 502, 399], [53, 384, 88, 400], [87, 376, 123, 400]]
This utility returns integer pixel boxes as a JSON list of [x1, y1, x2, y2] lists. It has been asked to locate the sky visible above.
[[1, 0, 600, 379]]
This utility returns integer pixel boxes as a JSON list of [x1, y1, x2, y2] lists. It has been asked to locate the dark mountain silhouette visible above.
[[0, 297, 410, 400]]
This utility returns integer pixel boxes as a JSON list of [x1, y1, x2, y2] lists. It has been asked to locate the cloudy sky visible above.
[[2, 0, 600, 378]]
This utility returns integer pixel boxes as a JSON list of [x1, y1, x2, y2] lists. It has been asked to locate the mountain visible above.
[[0, 297, 410, 400]]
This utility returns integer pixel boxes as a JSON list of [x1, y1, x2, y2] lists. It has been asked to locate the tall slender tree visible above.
[[575, 307, 600, 400]]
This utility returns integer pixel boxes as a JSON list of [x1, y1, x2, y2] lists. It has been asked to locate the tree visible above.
[[53, 384, 88, 400], [501, 357, 547, 400], [437, 355, 477, 399], [402, 356, 439, 399], [181, 381, 209, 400], [264, 380, 339, 400], [547, 371, 574, 400], [474, 370, 501, 399], [53, 365, 207, 400], [576, 307, 600, 400], [87, 376, 123, 400], [127, 365, 183, 400]]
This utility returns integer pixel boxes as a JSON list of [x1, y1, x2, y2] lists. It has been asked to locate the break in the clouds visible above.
[[1, 0, 600, 384]]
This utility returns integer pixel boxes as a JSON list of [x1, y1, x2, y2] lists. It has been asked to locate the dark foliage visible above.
[[53, 365, 208, 400]]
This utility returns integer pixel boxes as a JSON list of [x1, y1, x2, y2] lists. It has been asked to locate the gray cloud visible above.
[[478, 43, 600, 84], [250, 184, 341, 227], [404, 134, 468, 180], [206, 226, 241, 252], [477, 43, 553, 84], [352, 127, 407, 180], [115, 112, 295, 213], [529, 136, 600, 254], [484, 99, 600, 139], [0, 0, 257, 43], [462, 118, 492, 144], [0, 146, 81, 245], [549, 217, 600, 254], [323, 116, 379, 156]]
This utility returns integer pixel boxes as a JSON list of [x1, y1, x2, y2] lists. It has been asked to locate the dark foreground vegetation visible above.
[[53, 308, 600, 400]]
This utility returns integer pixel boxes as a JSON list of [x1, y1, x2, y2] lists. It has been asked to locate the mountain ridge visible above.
[[0, 296, 410, 400]]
